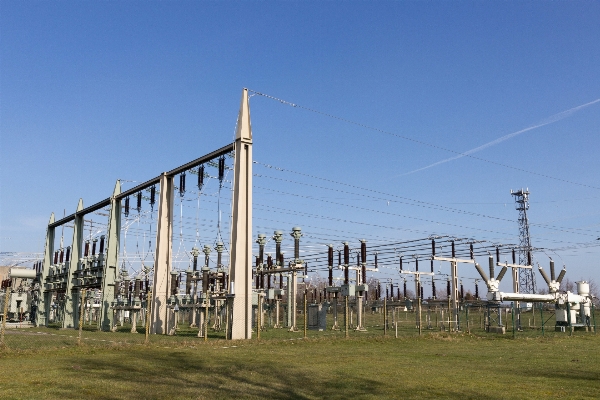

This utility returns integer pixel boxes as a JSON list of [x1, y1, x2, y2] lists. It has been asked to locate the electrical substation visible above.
[[1, 89, 597, 344]]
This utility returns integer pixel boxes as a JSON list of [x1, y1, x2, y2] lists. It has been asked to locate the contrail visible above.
[[400, 98, 600, 176]]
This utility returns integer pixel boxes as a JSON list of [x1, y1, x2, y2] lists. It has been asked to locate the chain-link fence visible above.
[[2, 287, 597, 352]]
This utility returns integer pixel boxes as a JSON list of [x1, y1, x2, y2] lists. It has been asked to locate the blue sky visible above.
[[1, 1, 599, 292]]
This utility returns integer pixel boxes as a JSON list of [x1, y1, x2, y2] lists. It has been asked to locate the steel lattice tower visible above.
[[511, 188, 537, 294]]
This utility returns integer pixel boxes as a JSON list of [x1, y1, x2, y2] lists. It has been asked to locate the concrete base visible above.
[[488, 326, 506, 334]]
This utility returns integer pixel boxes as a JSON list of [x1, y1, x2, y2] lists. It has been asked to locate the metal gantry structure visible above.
[[30, 88, 253, 339], [2, 91, 597, 342]]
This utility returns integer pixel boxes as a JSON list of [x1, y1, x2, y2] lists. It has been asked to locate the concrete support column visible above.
[[38, 213, 55, 327], [228, 88, 253, 340], [151, 173, 174, 335], [100, 181, 122, 331], [63, 199, 84, 329]]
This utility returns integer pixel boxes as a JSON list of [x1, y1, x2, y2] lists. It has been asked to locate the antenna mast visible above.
[[511, 188, 536, 294]]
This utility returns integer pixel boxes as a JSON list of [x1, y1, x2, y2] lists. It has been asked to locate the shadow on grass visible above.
[[50, 348, 385, 399]]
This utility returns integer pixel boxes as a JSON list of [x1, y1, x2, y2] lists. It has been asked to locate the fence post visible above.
[[592, 302, 596, 334], [511, 303, 515, 339], [345, 295, 349, 339], [257, 293, 261, 341], [540, 303, 544, 336], [144, 290, 152, 344], [383, 297, 387, 336], [567, 301, 572, 336], [78, 289, 86, 346], [1, 283, 10, 348], [303, 290, 307, 339]]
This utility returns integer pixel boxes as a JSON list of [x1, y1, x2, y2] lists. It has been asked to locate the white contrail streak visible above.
[[400, 98, 600, 176]]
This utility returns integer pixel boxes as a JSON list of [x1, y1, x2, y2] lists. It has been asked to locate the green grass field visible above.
[[1, 324, 599, 399]]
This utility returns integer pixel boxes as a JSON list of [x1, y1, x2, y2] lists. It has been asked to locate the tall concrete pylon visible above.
[[100, 180, 122, 331], [62, 198, 84, 328], [229, 88, 253, 340], [37, 212, 55, 327], [151, 173, 174, 334]]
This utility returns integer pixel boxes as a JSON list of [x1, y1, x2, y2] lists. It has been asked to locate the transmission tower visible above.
[[511, 188, 537, 294]]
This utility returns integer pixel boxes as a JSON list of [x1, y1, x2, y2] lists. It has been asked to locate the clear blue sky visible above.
[[1, 2, 599, 291]]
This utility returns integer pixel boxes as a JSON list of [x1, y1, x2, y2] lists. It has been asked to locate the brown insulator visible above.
[[403, 281, 407, 299], [343, 243, 349, 265], [279, 253, 284, 268], [65, 246, 71, 262], [415, 258, 419, 272], [59, 249, 64, 263], [527, 251, 532, 266], [267, 255, 273, 269], [279, 273, 283, 289], [124, 196, 130, 217], [92, 239, 97, 256], [496, 247, 500, 263], [170, 274, 178, 296], [99, 235, 105, 254], [361, 241, 367, 264], [512, 248, 516, 264], [420, 285, 424, 299], [451, 241, 455, 258], [136, 191, 142, 212], [218, 156, 225, 185], [135, 278, 141, 298], [150, 186, 156, 210], [386, 287, 389, 299], [179, 173, 186, 197], [470, 243, 474, 260], [338, 250, 341, 266], [186, 271, 192, 295], [432, 280, 436, 299], [460, 283, 464, 300], [84, 241, 90, 257], [475, 283, 479, 300], [447, 280, 451, 297], [197, 165, 204, 190], [390, 283, 394, 300], [397, 287, 400, 299]]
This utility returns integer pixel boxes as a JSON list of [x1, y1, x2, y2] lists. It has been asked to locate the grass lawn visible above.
[[1, 329, 599, 399]]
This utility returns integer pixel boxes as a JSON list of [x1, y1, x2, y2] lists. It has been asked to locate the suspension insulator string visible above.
[[124, 197, 130, 217], [197, 165, 204, 191], [150, 186, 156, 211], [218, 156, 225, 187], [179, 172, 186, 197]]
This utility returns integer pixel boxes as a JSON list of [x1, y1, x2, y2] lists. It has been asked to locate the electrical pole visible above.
[[511, 188, 536, 294]]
